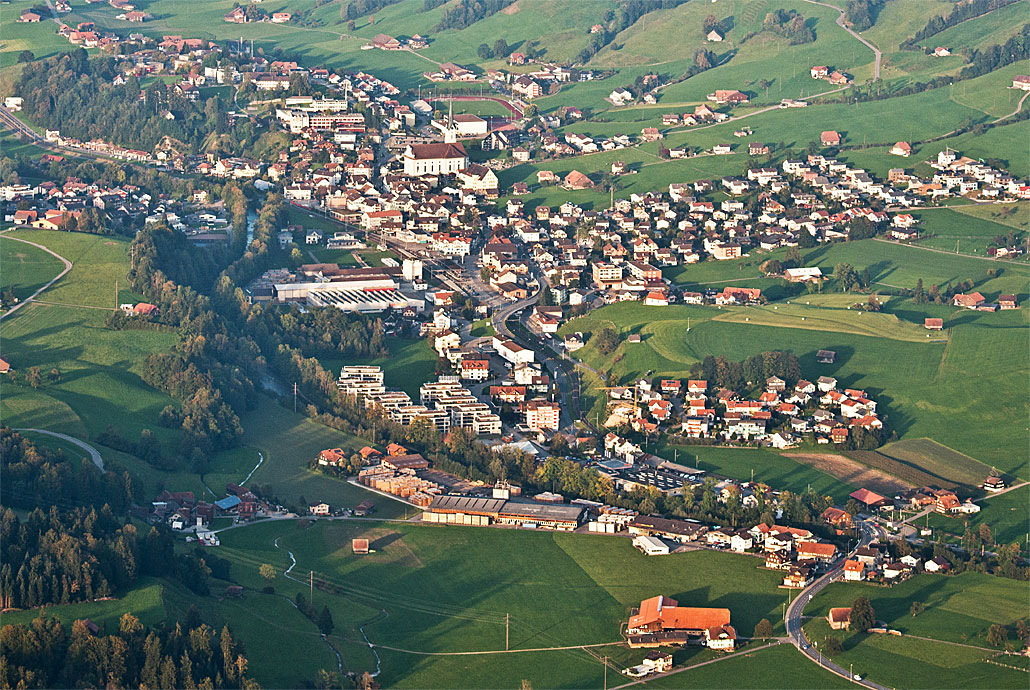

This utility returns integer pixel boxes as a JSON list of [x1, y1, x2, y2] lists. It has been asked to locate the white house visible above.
[[493, 337, 535, 365], [633, 535, 670, 556]]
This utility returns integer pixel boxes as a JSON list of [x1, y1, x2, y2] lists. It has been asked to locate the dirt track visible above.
[[784, 452, 912, 494]]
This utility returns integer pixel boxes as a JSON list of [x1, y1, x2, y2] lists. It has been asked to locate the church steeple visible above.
[[443, 98, 457, 144]]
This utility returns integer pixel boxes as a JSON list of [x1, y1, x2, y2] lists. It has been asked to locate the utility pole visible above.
[[602, 656, 608, 690], [505, 613, 509, 650], [293, 382, 298, 412], [114, 280, 118, 310], [310, 570, 313, 602]]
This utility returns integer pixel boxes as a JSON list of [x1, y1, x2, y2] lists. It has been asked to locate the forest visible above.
[[0, 427, 135, 513], [1, 610, 258, 689], [0, 501, 214, 610]]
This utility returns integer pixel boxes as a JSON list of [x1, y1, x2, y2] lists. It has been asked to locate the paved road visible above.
[[14, 428, 104, 471], [802, 0, 881, 81], [785, 519, 888, 689], [0, 231, 73, 321]]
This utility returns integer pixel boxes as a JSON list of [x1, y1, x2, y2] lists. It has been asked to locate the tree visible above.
[[595, 325, 619, 355], [259, 563, 275, 581], [913, 278, 926, 304], [987, 623, 1007, 647], [784, 246, 802, 268], [493, 39, 510, 58], [754, 619, 774, 639], [844, 499, 862, 516], [477, 43, 494, 60], [26, 366, 42, 389], [317, 605, 334, 635], [823, 635, 844, 655], [850, 596, 876, 631], [834, 263, 859, 291], [17, 50, 35, 63], [910, 601, 925, 617]]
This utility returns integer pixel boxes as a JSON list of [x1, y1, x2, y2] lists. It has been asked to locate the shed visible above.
[[816, 350, 836, 364], [633, 535, 670, 556], [352, 538, 370, 554]]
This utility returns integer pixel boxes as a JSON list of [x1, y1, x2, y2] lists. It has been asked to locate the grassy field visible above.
[[657, 443, 857, 503], [239, 395, 406, 517], [923, 485, 1030, 548], [875, 438, 997, 488], [639, 642, 852, 688], [215, 518, 793, 688], [322, 335, 438, 399], [910, 204, 1030, 258], [0, 578, 168, 631], [918, 1, 1030, 54], [802, 572, 1029, 688], [803, 617, 1027, 689], [0, 235, 65, 302]]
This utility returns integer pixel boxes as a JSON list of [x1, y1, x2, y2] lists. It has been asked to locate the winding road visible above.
[[0, 231, 73, 321], [802, 0, 881, 81], [785, 518, 888, 689], [14, 428, 104, 472]]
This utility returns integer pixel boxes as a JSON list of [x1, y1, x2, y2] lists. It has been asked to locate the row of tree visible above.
[[902, 0, 1016, 47]]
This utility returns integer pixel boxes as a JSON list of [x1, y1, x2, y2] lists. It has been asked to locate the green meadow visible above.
[[803, 572, 1029, 688], [0, 235, 64, 302], [321, 335, 438, 399], [215, 518, 793, 687], [923, 485, 1030, 548]]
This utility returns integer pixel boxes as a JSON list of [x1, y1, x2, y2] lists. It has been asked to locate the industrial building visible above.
[[424, 494, 586, 530]]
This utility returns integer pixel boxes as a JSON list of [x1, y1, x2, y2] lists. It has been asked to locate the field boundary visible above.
[[782, 452, 912, 494]]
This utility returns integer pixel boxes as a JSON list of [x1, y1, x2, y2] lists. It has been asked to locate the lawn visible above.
[[0, 235, 65, 302], [238, 395, 406, 517], [470, 318, 496, 338], [215, 518, 794, 687], [321, 336, 438, 399], [874, 438, 997, 488], [0, 578, 168, 631], [309, 247, 360, 265]]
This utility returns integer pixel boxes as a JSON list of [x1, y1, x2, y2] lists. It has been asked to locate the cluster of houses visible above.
[[927, 147, 1030, 204], [1, 173, 230, 244], [590, 373, 884, 448], [136, 484, 268, 535], [809, 65, 852, 85]]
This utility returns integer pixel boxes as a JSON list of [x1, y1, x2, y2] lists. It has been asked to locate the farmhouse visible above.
[[953, 292, 985, 308], [820, 131, 841, 146], [924, 318, 944, 330], [707, 90, 748, 105], [828, 608, 851, 630], [890, 142, 912, 157], [627, 596, 732, 649], [564, 170, 594, 190], [1012, 75, 1030, 91]]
